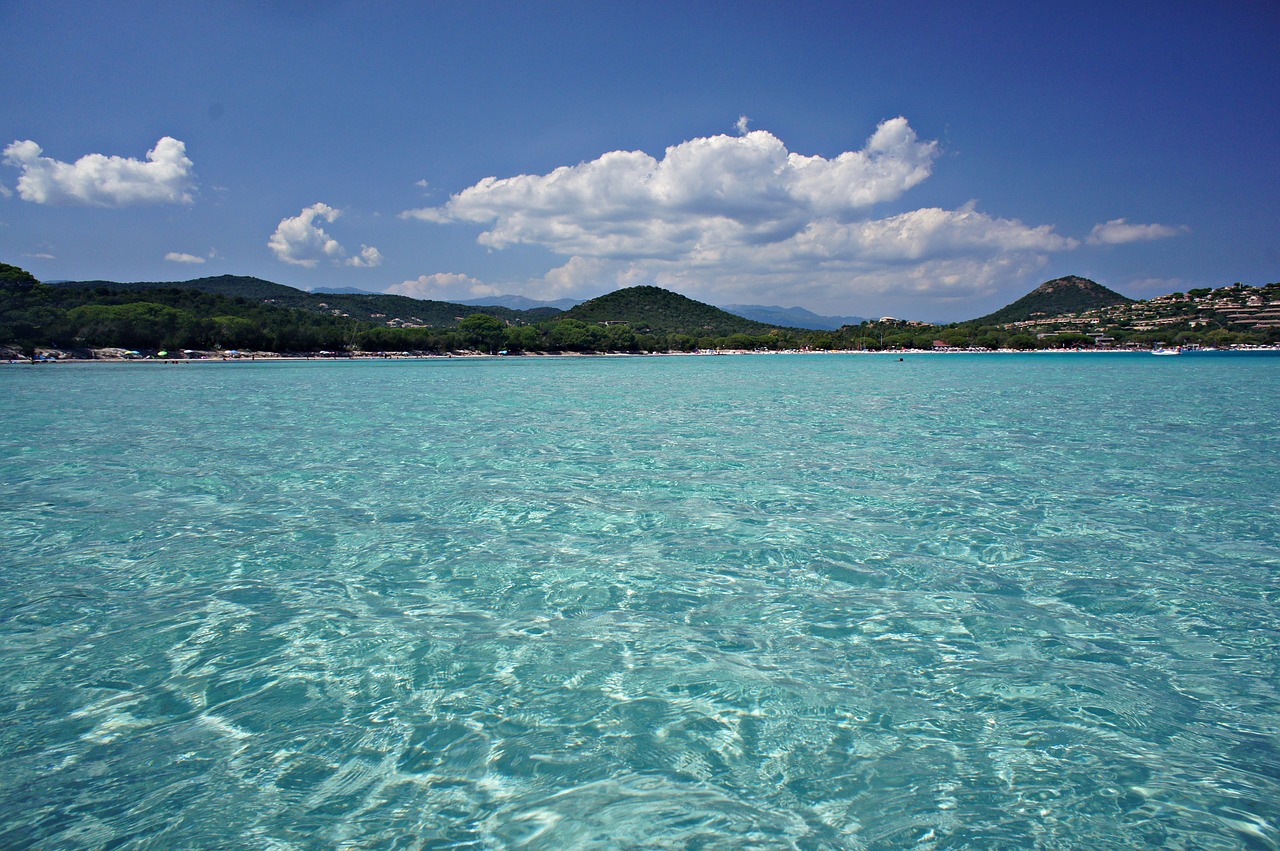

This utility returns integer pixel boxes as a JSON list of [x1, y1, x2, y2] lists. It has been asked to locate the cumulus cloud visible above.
[[387, 272, 501, 301], [539, 256, 651, 297], [403, 118, 938, 255], [1087, 218, 1188, 245], [165, 252, 205, 264], [269, 202, 342, 266], [345, 245, 383, 268], [268, 203, 381, 268], [789, 205, 1078, 265], [2, 137, 195, 206], [398, 226, 1062, 312], [401, 119, 1100, 312]]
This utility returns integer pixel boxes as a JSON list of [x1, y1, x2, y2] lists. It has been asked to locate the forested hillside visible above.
[[563, 286, 776, 335], [5, 264, 1278, 355], [968, 276, 1133, 325], [55, 275, 533, 326]]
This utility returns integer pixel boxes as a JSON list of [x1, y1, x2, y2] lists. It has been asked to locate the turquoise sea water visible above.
[[1, 352, 1278, 849]]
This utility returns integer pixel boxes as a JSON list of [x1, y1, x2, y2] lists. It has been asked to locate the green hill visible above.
[[53, 275, 534, 327], [562, 285, 778, 335], [281, 290, 530, 327], [56, 274, 302, 300], [968, 276, 1134, 325], [5, 277, 363, 353]]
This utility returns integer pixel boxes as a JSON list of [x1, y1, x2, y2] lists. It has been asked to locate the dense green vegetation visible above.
[[563, 286, 775, 336], [0, 263, 40, 290], [969, 276, 1133, 325], [0, 275, 771, 355], [5, 274, 799, 355], [56, 275, 304, 301], [3, 264, 1278, 356], [56, 275, 533, 326], [2, 283, 363, 352]]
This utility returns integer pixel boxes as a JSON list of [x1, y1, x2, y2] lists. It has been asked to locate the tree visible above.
[[0, 263, 39, 291], [940, 327, 973, 347], [974, 332, 1002, 350], [1006, 334, 1038, 350], [64, 302, 193, 349], [549, 319, 599, 352], [883, 331, 915, 349], [1046, 332, 1092, 348], [603, 323, 638, 352], [210, 315, 263, 349], [505, 325, 541, 353], [458, 313, 507, 353]]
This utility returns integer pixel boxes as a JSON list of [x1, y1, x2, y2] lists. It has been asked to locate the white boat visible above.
[[1152, 347, 1181, 356]]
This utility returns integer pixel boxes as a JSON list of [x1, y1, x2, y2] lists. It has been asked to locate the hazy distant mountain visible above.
[[968, 276, 1135, 325], [458, 294, 582, 311], [721, 304, 867, 330], [563, 286, 777, 336], [311, 286, 382, 295]]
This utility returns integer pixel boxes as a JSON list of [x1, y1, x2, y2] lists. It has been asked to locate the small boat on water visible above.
[[1152, 346, 1181, 356]]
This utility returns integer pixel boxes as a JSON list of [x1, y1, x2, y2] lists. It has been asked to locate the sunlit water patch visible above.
[[2, 353, 1278, 848]]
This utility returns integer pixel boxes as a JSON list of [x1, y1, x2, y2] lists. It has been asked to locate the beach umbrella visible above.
[[157, 351, 168, 357]]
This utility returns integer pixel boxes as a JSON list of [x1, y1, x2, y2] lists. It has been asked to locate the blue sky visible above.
[[2, 1, 1277, 321]]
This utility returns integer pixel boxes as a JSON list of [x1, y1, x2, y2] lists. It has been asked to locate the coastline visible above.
[[5, 345, 1279, 365]]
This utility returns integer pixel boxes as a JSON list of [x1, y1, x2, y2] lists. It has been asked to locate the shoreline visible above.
[[5, 345, 1279, 365]]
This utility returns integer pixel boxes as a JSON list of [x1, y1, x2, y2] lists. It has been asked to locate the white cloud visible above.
[[2, 137, 195, 206], [165, 252, 205, 264], [788, 205, 1078, 264], [269, 203, 343, 266], [268, 203, 381, 268], [735, 115, 751, 135], [387, 272, 502, 300], [0, 181, 11, 199], [345, 245, 383, 268], [519, 247, 1050, 310], [400, 119, 1118, 313], [539, 256, 650, 297], [1087, 218, 1187, 245], [23, 252, 55, 260], [403, 118, 939, 257], [395, 228, 1061, 313]]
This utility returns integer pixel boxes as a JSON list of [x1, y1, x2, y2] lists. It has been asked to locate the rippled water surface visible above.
[[2, 353, 1278, 849]]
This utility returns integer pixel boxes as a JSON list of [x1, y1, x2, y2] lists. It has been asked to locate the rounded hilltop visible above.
[[970, 276, 1134, 326]]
